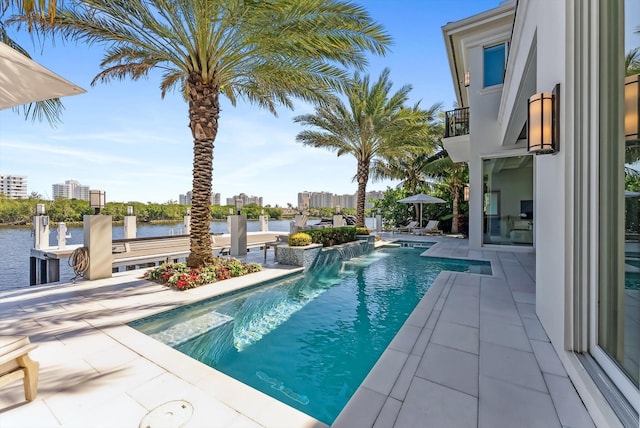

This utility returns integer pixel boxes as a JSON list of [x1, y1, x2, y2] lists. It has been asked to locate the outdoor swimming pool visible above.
[[130, 245, 492, 424]]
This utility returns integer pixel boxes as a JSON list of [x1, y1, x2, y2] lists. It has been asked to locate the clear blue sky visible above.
[[0, 0, 502, 207]]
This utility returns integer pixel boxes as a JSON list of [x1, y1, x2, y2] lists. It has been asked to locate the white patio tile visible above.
[[543, 373, 595, 428], [389, 355, 421, 401], [395, 378, 477, 428], [480, 316, 531, 351], [439, 295, 480, 328], [479, 342, 546, 393], [516, 302, 537, 319], [431, 320, 479, 355], [388, 324, 422, 354], [0, 400, 61, 428], [512, 290, 536, 304], [530, 340, 567, 377], [362, 348, 409, 396], [332, 387, 386, 428], [416, 343, 479, 397], [522, 316, 550, 342], [373, 397, 402, 428], [479, 375, 560, 428]]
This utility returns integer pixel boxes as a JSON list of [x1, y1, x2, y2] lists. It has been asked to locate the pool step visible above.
[[150, 311, 233, 347]]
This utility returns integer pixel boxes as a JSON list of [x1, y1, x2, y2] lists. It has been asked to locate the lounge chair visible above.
[[393, 221, 419, 234], [0, 336, 39, 402], [415, 220, 442, 235]]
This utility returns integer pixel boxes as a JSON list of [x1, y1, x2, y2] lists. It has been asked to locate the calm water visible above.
[[130, 247, 491, 424]]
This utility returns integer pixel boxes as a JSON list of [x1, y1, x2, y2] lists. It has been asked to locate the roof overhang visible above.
[[0, 42, 85, 110], [442, 0, 517, 108]]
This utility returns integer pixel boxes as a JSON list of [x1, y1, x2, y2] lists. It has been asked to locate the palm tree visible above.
[[421, 148, 468, 234], [294, 68, 428, 227], [27, 0, 390, 267]]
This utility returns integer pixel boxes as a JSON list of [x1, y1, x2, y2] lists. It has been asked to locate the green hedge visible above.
[[304, 226, 357, 247]]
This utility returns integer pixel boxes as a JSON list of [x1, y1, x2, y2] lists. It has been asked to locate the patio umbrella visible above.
[[397, 193, 446, 227], [0, 42, 85, 110]]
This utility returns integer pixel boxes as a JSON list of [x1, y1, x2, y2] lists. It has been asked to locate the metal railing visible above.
[[444, 107, 470, 138]]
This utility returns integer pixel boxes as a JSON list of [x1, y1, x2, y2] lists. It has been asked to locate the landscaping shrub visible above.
[[144, 259, 261, 291], [288, 232, 312, 246], [305, 226, 357, 247], [356, 227, 370, 235]]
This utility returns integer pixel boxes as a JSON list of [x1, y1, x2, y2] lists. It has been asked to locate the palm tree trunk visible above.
[[186, 73, 220, 267], [451, 190, 459, 234], [356, 159, 369, 227]]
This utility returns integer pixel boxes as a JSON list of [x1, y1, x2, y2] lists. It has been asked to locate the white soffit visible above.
[[0, 42, 85, 110]]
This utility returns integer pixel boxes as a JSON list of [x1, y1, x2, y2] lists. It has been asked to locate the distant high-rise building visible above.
[[334, 193, 356, 209], [297, 192, 311, 211], [0, 175, 27, 199], [297, 190, 385, 210], [226, 193, 263, 207], [309, 191, 334, 208], [52, 180, 90, 201], [212, 193, 221, 206], [179, 191, 192, 205]]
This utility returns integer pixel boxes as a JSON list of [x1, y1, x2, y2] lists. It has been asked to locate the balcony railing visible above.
[[444, 107, 470, 138]]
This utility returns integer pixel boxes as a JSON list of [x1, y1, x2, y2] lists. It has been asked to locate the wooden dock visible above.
[[29, 232, 287, 285]]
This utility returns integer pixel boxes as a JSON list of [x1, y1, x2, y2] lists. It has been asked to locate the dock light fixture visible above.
[[335, 205, 341, 214], [464, 71, 470, 87], [463, 185, 470, 202], [36, 203, 45, 215], [186, 208, 191, 215], [89, 190, 106, 214], [127, 206, 133, 216], [235, 198, 243, 215], [527, 84, 560, 155], [626, 74, 639, 142]]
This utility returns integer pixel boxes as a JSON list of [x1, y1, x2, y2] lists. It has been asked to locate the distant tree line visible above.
[[0, 196, 284, 225]]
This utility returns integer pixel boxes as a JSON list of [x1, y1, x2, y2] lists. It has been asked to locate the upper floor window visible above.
[[483, 43, 506, 87]]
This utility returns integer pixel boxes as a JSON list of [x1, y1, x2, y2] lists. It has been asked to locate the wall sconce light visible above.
[[463, 185, 470, 202], [127, 206, 133, 216], [235, 198, 243, 215], [626, 74, 639, 142], [464, 71, 470, 88], [36, 203, 46, 215], [89, 190, 106, 214], [528, 84, 560, 155]]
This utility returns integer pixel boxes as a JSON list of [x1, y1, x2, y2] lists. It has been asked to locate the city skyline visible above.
[[0, 1, 502, 207]]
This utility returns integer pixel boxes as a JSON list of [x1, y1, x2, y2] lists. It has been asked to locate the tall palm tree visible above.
[[27, 0, 390, 267], [294, 68, 428, 227]]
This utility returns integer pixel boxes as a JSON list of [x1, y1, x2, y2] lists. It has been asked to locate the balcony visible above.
[[444, 107, 469, 138], [443, 107, 471, 162]]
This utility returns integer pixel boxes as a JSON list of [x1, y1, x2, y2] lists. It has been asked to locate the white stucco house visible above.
[[442, 1, 639, 426]]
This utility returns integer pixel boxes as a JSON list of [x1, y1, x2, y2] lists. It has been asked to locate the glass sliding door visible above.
[[597, 0, 640, 404], [482, 156, 533, 246]]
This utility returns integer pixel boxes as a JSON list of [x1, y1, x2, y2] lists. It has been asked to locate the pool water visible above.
[[130, 246, 492, 424]]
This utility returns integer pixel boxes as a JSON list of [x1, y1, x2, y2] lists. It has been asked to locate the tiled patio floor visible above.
[[0, 235, 595, 427]]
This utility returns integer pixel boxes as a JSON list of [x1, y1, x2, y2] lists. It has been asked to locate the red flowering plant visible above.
[[144, 258, 261, 291]]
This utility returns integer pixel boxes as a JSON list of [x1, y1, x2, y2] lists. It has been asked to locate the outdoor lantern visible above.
[[527, 84, 560, 155], [186, 208, 191, 215], [463, 185, 470, 202], [127, 206, 133, 216], [335, 205, 341, 214], [36, 203, 45, 215], [229, 208, 233, 215], [235, 198, 243, 215], [626, 74, 639, 142], [464, 71, 470, 87], [89, 190, 106, 214]]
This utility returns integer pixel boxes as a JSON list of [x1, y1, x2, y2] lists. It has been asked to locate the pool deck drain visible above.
[[0, 235, 594, 427]]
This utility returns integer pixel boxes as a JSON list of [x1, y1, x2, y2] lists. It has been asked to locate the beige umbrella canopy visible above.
[[397, 193, 446, 227], [0, 42, 85, 110]]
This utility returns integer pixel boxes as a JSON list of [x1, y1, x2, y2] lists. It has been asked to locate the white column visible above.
[[123, 215, 137, 239], [83, 215, 113, 280], [33, 215, 50, 249], [259, 215, 268, 232], [230, 215, 247, 256], [57, 222, 68, 249]]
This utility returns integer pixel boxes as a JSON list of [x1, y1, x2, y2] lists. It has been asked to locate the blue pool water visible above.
[[130, 246, 492, 424]]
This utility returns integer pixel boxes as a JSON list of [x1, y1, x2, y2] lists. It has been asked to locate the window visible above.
[[483, 43, 506, 87]]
